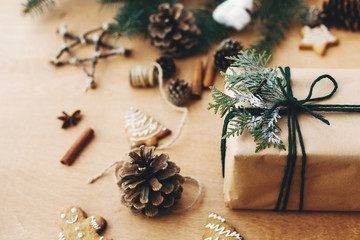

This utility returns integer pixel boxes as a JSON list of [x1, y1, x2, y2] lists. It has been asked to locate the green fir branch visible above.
[[208, 86, 239, 117], [108, 0, 176, 38], [251, 0, 308, 53], [188, 1, 229, 53], [209, 49, 286, 151], [22, 0, 55, 15]]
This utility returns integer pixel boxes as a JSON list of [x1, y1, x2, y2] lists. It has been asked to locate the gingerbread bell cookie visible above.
[[299, 24, 339, 56], [125, 107, 171, 148], [202, 213, 244, 240], [56, 206, 111, 240]]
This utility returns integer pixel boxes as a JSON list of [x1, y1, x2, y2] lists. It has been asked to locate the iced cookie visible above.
[[202, 213, 243, 240], [56, 206, 110, 240], [125, 107, 171, 148], [299, 24, 339, 56]]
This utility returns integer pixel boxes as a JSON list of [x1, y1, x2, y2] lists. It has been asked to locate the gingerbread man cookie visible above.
[[125, 107, 171, 148], [56, 206, 111, 240], [202, 213, 243, 240], [299, 24, 339, 56]]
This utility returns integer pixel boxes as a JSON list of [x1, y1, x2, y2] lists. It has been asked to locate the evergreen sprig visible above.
[[251, 0, 308, 53], [209, 49, 286, 152], [108, 0, 177, 38], [22, 0, 54, 15]]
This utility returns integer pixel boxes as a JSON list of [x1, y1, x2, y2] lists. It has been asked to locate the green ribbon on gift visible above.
[[221, 66, 360, 211]]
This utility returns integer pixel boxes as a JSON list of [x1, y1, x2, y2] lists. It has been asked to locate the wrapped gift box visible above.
[[223, 68, 360, 211]]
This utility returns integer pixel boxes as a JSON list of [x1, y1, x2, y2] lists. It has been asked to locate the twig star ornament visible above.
[[50, 23, 132, 92], [299, 24, 339, 56]]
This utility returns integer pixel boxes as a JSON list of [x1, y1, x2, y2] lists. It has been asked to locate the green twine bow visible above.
[[221, 66, 360, 211]]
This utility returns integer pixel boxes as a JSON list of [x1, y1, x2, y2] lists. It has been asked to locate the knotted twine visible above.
[[221, 66, 360, 211]]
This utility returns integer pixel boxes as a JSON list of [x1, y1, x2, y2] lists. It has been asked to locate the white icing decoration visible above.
[[208, 213, 225, 222], [99, 237, 104, 240], [125, 107, 168, 143], [61, 213, 66, 219], [65, 215, 78, 224], [301, 24, 337, 45], [77, 232, 83, 238], [75, 227, 80, 231], [131, 121, 158, 137], [59, 232, 66, 240], [71, 208, 78, 213], [91, 216, 101, 230], [205, 223, 243, 240]]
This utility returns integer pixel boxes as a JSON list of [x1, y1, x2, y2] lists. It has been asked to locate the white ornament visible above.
[[212, 0, 253, 31]]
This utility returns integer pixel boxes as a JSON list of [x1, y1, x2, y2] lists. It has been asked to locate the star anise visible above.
[[57, 110, 81, 129]]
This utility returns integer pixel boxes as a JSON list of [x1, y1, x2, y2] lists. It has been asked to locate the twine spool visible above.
[[129, 65, 157, 87]]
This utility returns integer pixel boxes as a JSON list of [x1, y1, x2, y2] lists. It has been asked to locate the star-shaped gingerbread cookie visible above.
[[299, 24, 339, 56], [202, 213, 244, 240]]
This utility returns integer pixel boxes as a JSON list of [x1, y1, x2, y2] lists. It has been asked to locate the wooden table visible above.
[[1, 0, 360, 239]]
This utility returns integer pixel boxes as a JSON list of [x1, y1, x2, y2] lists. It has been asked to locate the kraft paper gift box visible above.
[[223, 68, 360, 211]]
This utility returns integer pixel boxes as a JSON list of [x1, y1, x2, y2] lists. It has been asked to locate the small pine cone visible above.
[[148, 3, 201, 57], [118, 146, 184, 217], [156, 56, 176, 79], [214, 38, 243, 70], [167, 79, 191, 106], [321, 0, 360, 31]]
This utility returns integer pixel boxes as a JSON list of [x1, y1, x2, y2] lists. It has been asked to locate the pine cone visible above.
[[321, 0, 360, 31], [156, 56, 176, 79], [167, 79, 191, 106], [118, 146, 184, 217], [148, 3, 201, 57], [214, 38, 243, 70]]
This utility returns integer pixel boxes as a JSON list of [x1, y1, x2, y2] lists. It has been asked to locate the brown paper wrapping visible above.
[[224, 68, 360, 211]]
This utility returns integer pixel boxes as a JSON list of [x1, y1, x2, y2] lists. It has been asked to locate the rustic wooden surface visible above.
[[1, 0, 360, 239]]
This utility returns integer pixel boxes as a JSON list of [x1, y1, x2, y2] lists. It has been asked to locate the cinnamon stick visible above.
[[191, 60, 203, 99], [60, 128, 94, 166], [203, 55, 215, 88]]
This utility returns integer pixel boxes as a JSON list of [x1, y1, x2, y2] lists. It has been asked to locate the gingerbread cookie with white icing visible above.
[[125, 107, 171, 148], [56, 206, 110, 240], [202, 213, 244, 240], [299, 24, 339, 56]]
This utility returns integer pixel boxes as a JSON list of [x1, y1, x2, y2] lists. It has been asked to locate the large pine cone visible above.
[[214, 38, 243, 70], [118, 146, 184, 217], [148, 3, 201, 57], [321, 0, 360, 31]]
